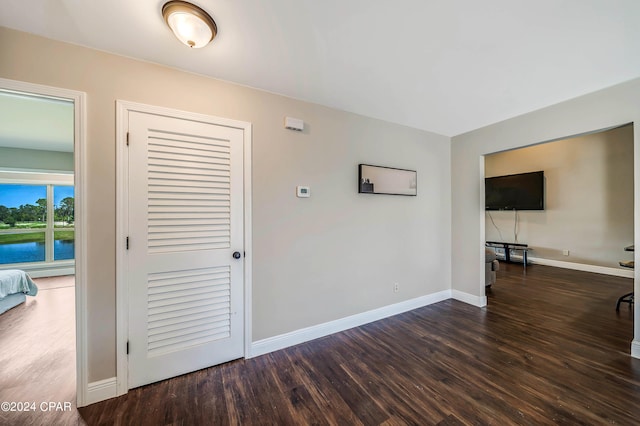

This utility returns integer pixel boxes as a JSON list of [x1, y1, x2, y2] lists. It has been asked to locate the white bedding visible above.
[[0, 269, 38, 299]]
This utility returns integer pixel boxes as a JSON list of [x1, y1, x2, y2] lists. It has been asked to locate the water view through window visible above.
[[53, 186, 74, 261], [0, 184, 74, 265]]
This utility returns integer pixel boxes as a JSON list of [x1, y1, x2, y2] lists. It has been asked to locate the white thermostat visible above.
[[296, 186, 310, 198]]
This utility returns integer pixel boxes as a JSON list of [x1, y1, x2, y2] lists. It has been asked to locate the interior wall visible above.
[[0, 146, 74, 172], [484, 125, 634, 268], [0, 27, 451, 382], [451, 77, 640, 354]]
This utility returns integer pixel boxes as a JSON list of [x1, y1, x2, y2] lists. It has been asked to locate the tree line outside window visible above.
[[0, 196, 74, 227]]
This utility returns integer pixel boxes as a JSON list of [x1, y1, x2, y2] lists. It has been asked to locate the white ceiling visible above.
[[0, 91, 74, 152], [1, 0, 639, 137]]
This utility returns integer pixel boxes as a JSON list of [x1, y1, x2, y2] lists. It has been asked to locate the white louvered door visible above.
[[127, 110, 244, 388]]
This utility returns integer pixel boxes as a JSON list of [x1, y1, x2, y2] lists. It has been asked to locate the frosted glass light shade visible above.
[[162, 1, 217, 48]]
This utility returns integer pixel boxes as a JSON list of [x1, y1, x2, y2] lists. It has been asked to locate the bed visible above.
[[0, 269, 38, 314]]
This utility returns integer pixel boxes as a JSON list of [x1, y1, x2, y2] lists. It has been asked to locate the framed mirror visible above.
[[358, 164, 417, 196]]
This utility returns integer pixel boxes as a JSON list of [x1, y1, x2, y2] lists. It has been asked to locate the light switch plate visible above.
[[296, 186, 310, 197]]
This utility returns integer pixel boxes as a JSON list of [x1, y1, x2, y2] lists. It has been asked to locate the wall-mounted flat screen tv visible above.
[[485, 171, 544, 211]]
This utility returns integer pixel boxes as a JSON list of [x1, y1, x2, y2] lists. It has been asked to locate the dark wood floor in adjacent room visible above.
[[12, 264, 640, 425]]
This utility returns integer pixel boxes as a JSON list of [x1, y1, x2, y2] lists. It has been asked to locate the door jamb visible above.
[[115, 100, 252, 396], [0, 78, 88, 406]]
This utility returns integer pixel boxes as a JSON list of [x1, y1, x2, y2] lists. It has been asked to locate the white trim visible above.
[[528, 257, 634, 278], [249, 290, 452, 358], [116, 100, 254, 130], [452, 290, 487, 307], [28, 267, 75, 278], [115, 101, 129, 397], [86, 378, 117, 405], [115, 100, 252, 400], [0, 171, 74, 184], [478, 156, 487, 302], [634, 121, 640, 357], [0, 166, 74, 175], [74, 86, 88, 409], [243, 124, 253, 361], [0, 78, 88, 407], [7, 261, 75, 278]]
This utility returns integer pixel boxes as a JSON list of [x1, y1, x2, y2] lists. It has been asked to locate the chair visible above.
[[617, 258, 634, 311], [485, 248, 499, 288], [616, 292, 634, 311]]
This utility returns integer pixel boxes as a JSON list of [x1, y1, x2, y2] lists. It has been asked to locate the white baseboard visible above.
[[249, 290, 452, 358], [1, 262, 75, 278], [529, 257, 634, 278], [452, 290, 487, 307], [28, 267, 75, 278], [632, 340, 640, 359], [85, 377, 117, 406]]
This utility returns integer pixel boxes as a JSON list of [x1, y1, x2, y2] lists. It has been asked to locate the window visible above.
[[54, 185, 75, 261], [0, 182, 74, 265]]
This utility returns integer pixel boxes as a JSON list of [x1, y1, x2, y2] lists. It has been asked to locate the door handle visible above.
[[233, 251, 242, 259]]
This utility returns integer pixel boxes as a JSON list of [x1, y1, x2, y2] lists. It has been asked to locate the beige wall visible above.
[[0, 27, 451, 382], [0, 147, 74, 172], [484, 125, 634, 267]]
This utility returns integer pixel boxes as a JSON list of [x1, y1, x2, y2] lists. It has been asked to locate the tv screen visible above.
[[485, 171, 544, 211]]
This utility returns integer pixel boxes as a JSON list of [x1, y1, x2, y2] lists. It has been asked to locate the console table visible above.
[[486, 241, 530, 267]]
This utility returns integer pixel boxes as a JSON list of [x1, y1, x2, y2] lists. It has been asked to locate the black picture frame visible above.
[[358, 164, 417, 196]]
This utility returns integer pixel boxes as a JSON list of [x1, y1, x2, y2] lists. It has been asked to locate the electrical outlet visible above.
[[393, 283, 399, 293], [562, 249, 570, 256]]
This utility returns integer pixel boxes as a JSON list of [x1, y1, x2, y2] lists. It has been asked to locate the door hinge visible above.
[[126, 132, 130, 146], [126, 341, 129, 355], [126, 237, 129, 250]]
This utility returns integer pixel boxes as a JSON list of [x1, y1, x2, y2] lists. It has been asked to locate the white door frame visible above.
[[115, 100, 252, 395], [0, 78, 88, 405]]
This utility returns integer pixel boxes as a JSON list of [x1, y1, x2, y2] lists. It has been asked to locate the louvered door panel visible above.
[[147, 129, 231, 253], [147, 266, 231, 357], [127, 109, 245, 389]]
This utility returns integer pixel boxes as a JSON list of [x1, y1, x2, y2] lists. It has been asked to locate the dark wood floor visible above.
[[6, 266, 640, 425], [0, 275, 78, 426]]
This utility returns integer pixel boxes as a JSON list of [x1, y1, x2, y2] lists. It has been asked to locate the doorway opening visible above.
[[0, 78, 87, 409], [481, 123, 634, 354], [483, 123, 634, 276]]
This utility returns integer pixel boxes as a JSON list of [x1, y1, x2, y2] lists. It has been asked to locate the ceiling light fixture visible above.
[[162, 1, 217, 48]]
